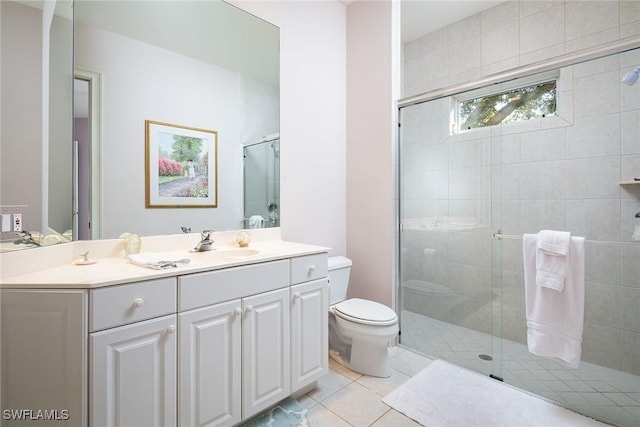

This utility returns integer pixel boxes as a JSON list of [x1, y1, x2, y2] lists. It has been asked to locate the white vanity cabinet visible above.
[[0, 244, 329, 427], [90, 315, 177, 427], [241, 287, 291, 419], [177, 260, 291, 426], [0, 290, 87, 427], [290, 255, 329, 393], [89, 277, 178, 427], [178, 300, 242, 427]]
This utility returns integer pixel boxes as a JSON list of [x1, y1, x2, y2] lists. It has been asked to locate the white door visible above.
[[90, 315, 177, 427], [242, 287, 290, 419], [178, 300, 241, 427], [290, 278, 329, 392]]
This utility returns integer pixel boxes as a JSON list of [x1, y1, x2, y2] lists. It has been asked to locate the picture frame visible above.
[[145, 120, 218, 208]]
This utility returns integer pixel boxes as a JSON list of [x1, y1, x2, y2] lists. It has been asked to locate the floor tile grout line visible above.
[[299, 350, 432, 427], [368, 406, 393, 427]]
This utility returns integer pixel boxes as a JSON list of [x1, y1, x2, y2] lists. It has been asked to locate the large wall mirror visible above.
[[0, 0, 279, 250]]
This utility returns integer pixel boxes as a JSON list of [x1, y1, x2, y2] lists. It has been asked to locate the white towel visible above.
[[128, 253, 191, 270], [537, 229, 571, 255], [536, 230, 571, 292], [523, 234, 585, 368], [249, 215, 264, 229]]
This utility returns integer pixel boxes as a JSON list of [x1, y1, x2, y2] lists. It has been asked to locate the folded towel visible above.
[[127, 253, 191, 270], [523, 233, 586, 368], [536, 230, 571, 292], [249, 215, 264, 229], [537, 230, 571, 255]]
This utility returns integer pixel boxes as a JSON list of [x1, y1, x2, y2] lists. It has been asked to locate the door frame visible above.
[[74, 68, 102, 239]]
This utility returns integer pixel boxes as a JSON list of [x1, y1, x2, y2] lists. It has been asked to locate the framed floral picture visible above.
[[145, 120, 218, 208]]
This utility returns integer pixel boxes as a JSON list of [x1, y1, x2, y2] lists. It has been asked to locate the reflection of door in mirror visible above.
[[73, 69, 102, 240], [73, 78, 90, 240], [243, 136, 280, 229]]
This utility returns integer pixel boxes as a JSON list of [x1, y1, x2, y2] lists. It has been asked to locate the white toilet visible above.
[[327, 256, 399, 378]]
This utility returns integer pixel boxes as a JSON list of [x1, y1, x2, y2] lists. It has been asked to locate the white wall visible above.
[[345, 0, 400, 307], [231, 1, 348, 256], [75, 23, 278, 238], [0, 2, 43, 234]]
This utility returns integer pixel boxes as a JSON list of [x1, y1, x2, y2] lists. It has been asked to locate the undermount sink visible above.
[[209, 248, 260, 260]]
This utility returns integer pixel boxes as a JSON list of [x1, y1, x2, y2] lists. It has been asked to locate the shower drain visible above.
[[478, 354, 493, 361]]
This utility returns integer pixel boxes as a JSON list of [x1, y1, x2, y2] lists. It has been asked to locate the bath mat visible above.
[[383, 360, 609, 427], [240, 398, 308, 427]]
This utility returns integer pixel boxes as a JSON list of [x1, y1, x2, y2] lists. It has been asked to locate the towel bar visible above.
[[492, 232, 640, 247]]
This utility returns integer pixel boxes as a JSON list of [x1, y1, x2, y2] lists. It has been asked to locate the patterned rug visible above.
[[241, 399, 308, 427]]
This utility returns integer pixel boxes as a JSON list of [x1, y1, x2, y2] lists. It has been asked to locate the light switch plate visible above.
[[0, 205, 27, 242], [1, 214, 10, 232]]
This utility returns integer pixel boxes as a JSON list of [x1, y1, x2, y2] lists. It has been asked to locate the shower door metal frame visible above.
[[398, 35, 640, 109]]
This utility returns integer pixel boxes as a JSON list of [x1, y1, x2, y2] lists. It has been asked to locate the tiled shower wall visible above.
[[403, 1, 640, 97], [401, 0, 640, 375]]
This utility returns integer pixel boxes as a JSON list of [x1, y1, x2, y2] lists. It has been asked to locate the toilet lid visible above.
[[333, 298, 398, 326]]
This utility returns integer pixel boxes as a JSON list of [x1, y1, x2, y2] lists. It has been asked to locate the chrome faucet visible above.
[[193, 230, 214, 252], [14, 230, 40, 247]]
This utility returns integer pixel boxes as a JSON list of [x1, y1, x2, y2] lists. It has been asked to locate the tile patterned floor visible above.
[[296, 347, 432, 427], [246, 334, 638, 426], [400, 310, 640, 427], [243, 308, 639, 426]]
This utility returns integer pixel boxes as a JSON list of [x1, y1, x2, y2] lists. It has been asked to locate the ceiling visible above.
[[401, 0, 504, 43]]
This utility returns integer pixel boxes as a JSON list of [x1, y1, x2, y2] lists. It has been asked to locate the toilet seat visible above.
[[332, 298, 397, 326]]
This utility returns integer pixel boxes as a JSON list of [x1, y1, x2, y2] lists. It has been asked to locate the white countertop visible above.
[[0, 230, 329, 289]]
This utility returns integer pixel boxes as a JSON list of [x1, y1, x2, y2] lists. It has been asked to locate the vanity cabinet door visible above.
[[90, 315, 177, 427], [1, 290, 87, 427], [242, 287, 290, 420], [178, 300, 242, 427], [290, 278, 329, 393]]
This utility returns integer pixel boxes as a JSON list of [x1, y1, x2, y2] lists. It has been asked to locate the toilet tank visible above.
[[328, 256, 352, 305]]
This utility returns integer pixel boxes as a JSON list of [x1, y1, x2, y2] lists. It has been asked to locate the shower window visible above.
[[457, 79, 557, 132]]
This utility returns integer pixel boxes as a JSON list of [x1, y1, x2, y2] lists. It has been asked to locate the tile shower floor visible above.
[[400, 310, 640, 427]]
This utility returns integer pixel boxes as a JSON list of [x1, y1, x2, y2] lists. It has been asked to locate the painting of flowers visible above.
[[145, 120, 217, 208]]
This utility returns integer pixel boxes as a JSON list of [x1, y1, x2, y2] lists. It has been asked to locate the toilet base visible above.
[[328, 312, 396, 378], [329, 341, 392, 378], [350, 338, 392, 378]]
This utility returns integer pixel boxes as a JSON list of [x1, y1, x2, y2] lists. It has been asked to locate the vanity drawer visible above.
[[90, 277, 177, 332], [290, 253, 328, 285], [179, 259, 290, 311]]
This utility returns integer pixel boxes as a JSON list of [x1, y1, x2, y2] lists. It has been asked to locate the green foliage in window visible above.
[[459, 81, 556, 130]]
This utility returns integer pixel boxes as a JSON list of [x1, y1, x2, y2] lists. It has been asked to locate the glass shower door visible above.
[[398, 92, 503, 379], [243, 137, 280, 228]]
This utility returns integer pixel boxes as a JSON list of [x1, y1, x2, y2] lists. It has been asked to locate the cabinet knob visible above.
[[245, 305, 254, 313], [293, 292, 301, 299], [167, 325, 176, 334], [234, 308, 243, 317], [308, 265, 316, 273], [133, 298, 144, 308]]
